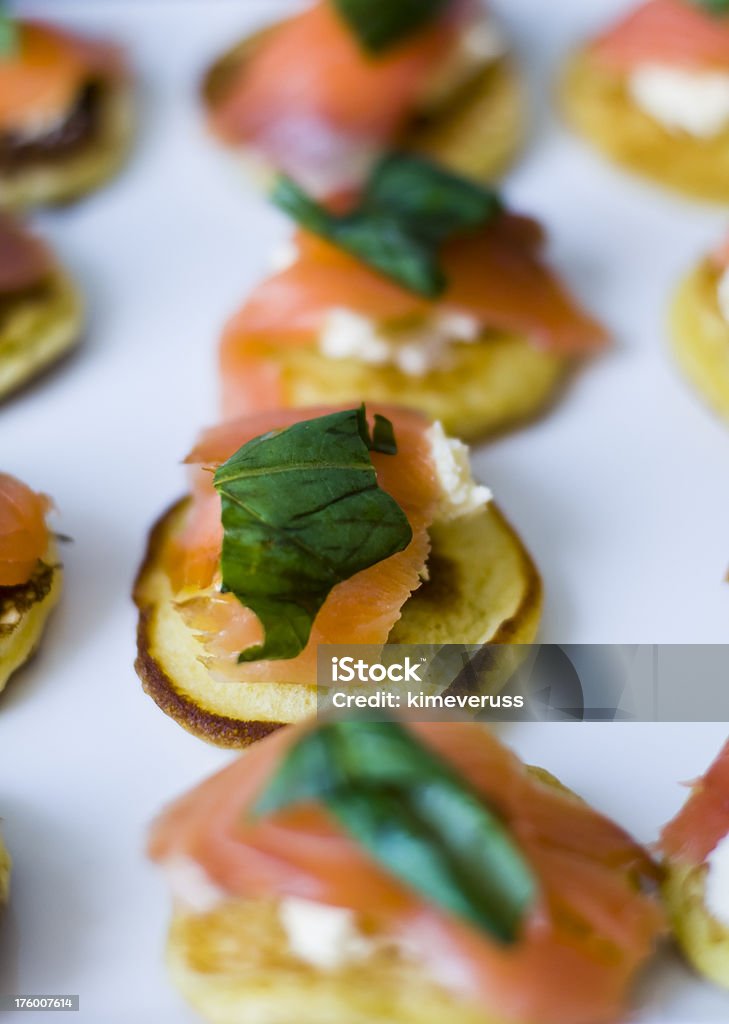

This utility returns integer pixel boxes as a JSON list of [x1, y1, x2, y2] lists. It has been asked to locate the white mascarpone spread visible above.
[[427, 421, 491, 522], [164, 865, 399, 969], [164, 855, 226, 914], [279, 896, 377, 969], [319, 307, 482, 376], [629, 64, 729, 138]]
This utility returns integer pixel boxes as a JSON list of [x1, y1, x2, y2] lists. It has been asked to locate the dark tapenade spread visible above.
[[0, 81, 102, 173]]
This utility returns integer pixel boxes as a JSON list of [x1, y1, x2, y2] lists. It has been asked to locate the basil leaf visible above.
[[372, 414, 397, 455], [331, 212, 446, 297], [272, 176, 332, 238], [252, 720, 537, 943], [273, 176, 445, 296], [332, 0, 450, 54], [272, 154, 501, 298], [213, 409, 411, 663], [409, 778, 537, 941], [0, 6, 18, 58], [254, 721, 428, 811], [329, 788, 490, 924], [254, 727, 336, 815], [366, 153, 503, 244], [354, 405, 399, 455], [692, 0, 729, 14], [328, 719, 442, 787]]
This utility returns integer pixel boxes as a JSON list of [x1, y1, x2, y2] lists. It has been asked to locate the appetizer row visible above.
[[5, 4, 729, 422], [206, 0, 729, 205], [6, 0, 729, 211], [2, 708, 726, 1022], [201, 0, 525, 194], [0, 13, 130, 393], [4, 173, 723, 429], [0, 0, 525, 213], [131, 127, 606, 738], [201, 0, 729, 422], [144, 718, 729, 1023]]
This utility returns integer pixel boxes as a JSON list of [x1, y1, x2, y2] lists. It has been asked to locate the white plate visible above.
[[1, 1, 729, 1020]]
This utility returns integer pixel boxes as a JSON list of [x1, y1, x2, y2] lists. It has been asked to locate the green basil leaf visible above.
[[0, 7, 18, 58], [252, 720, 537, 943], [253, 721, 427, 812], [332, 0, 450, 54], [213, 409, 412, 663], [332, 211, 446, 297], [272, 176, 333, 237], [353, 406, 399, 455], [408, 778, 537, 941], [272, 154, 501, 299], [692, 0, 729, 14], [253, 727, 335, 815], [365, 153, 503, 244], [372, 414, 397, 455], [327, 719, 442, 787], [273, 175, 445, 297], [329, 788, 489, 923]]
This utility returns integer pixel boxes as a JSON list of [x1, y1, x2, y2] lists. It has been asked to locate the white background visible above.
[[1, 0, 729, 1020]]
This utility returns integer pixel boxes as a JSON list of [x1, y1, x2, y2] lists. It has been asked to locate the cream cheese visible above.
[[279, 897, 376, 969], [164, 855, 225, 914], [427, 421, 491, 522], [629, 65, 729, 138], [319, 307, 481, 376]]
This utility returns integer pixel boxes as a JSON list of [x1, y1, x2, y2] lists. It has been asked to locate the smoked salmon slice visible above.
[[220, 218, 607, 419], [0, 214, 52, 293], [0, 20, 125, 134], [592, 0, 729, 73], [661, 739, 729, 865], [207, 1, 467, 193], [0, 472, 50, 587], [165, 406, 439, 685], [149, 722, 664, 1024]]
